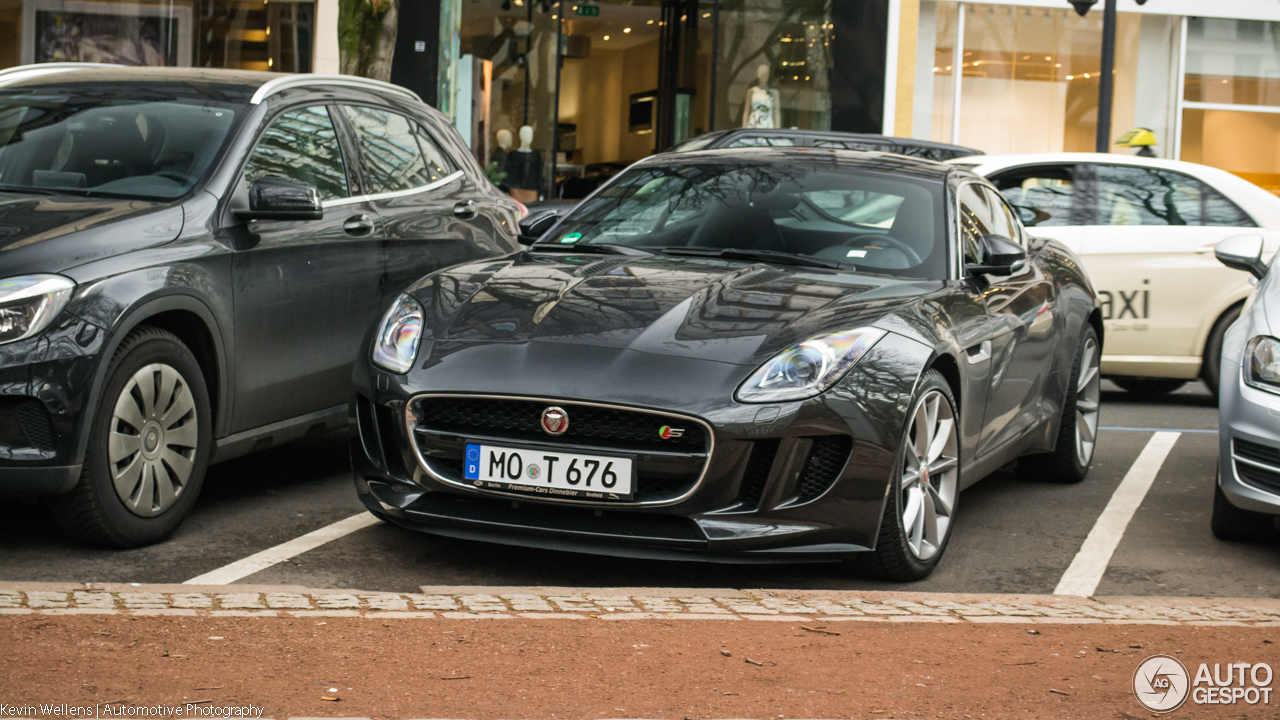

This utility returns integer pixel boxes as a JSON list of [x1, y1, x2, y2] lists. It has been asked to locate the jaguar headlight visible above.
[[736, 327, 887, 403], [1246, 336, 1280, 392], [371, 294, 424, 374], [0, 275, 75, 345]]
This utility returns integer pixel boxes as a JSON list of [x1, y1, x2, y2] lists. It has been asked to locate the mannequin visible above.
[[504, 125, 542, 202], [490, 128, 513, 167], [742, 63, 781, 129]]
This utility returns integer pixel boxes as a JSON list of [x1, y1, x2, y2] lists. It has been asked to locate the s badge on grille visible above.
[[659, 425, 684, 439], [541, 406, 569, 436]]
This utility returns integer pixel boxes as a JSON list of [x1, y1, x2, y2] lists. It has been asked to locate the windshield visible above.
[[543, 159, 949, 278], [0, 87, 241, 200]]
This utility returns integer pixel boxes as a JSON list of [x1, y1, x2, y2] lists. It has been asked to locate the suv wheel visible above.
[[50, 327, 212, 547]]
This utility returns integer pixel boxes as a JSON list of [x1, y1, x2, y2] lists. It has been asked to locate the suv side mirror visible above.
[[236, 177, 323, 221], [966, 235, 1026, 277], [518, 205, 574, 244], [1216, 234, 1267, 280]]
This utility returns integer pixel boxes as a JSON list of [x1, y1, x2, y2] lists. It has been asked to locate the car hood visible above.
[[405, 251, 939, 368], [0, 192, 184, 274]]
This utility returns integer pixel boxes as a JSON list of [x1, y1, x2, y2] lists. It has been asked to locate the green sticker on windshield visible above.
[[559, 233, 583, 244]]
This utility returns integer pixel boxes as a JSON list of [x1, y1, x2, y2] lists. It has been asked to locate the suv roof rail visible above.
[[250, 74, 421, 105], [0, 62, 123, 86]]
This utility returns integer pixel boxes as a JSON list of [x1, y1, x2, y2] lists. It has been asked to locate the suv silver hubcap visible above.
[[109, 363, 199, 517], [1076, 336, 1101, 465], [901, 389, 959, 561]]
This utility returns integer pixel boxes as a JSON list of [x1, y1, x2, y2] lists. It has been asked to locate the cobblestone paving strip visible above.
[[1, 585, 1278, 625]]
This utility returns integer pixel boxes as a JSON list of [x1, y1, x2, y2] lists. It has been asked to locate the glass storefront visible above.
[[452, 0, 835, 201], [913, 2, 1280, 196], [1, 0, 316, 72], [1180, 17, 1280, 194], [916, 2, 1178, 158]]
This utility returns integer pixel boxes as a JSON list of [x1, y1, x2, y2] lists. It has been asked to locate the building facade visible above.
[[1, 0, 1277, 197]]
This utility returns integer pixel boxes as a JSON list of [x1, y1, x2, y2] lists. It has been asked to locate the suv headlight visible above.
[[1246, 336, 1280, 392], [372, 294, 425, 374], [736, 327, 887, 403], [0, 275, 75, 345]]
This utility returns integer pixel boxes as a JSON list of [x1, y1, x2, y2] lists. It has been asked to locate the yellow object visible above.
[[1116, 127, 1158, 147]]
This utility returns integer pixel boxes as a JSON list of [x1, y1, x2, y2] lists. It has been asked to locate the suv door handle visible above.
[[453, 200, 478, 219], [343, 214, 375, 235]]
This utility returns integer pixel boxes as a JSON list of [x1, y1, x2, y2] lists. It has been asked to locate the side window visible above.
[[982, 186, 1021, 244], [243, 106, 348, 201], [957, 183, 994, 265], [1089, 165, 1251, 227], [341, 106, 433, 193], [412, 123, 456, 182], [989, 165, 1075, 227]]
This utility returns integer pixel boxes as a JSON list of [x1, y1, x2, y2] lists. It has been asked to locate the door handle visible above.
[[343, 214, 375, 235], [453, 200, 478, 219]]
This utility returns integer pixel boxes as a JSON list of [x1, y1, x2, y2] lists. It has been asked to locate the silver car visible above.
[[1214, 234, 1280, 540]]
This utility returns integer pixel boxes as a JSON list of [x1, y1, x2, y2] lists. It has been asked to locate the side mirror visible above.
[[966, 235, 1027, 277], [1215, 234, 1267, 280], [518, 207, 567, 245], [235, 177, 323, 221]]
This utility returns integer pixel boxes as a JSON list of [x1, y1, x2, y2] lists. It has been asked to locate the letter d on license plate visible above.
[[463, 443, 635, 500]]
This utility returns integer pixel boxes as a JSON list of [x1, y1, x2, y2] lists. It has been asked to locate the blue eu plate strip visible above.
[[464, 443, 481, 479]]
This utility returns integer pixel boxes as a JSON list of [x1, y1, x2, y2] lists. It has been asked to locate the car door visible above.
[[955, 182, 1057, 458], [1072, 163, 1258, 371], [337, 105, 491, 310], [226, 104, 385, 432]]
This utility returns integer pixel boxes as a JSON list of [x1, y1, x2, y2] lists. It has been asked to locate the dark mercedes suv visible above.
[[0, 64, 522, 546]]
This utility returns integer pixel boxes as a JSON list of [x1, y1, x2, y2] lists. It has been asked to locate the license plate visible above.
[[463, 443, 635, 501]]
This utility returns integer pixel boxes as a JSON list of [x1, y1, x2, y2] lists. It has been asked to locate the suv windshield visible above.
[[0, 87, 241, 200], [542, 159, 948, 279]]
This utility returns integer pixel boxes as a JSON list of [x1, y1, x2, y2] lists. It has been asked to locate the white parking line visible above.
[[1054, 431, 1181, 597], [183, 513, 381, 585]]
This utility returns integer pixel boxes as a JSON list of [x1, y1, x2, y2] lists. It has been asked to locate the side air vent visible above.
[[794, 436, 853, 503], [736, 439, 781, 509]]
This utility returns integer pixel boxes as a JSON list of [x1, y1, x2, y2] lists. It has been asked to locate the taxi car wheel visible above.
[[49, 327, 212, 548], [1017, 326, 1100, 484], [1111, 377, 1185, 396], [1202, 303, 1242, 400], [852, 370, 960, 581], [1211, 473, 1275, 542]]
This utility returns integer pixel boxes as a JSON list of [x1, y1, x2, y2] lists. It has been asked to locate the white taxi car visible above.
[[951, 153, 1280, 396]]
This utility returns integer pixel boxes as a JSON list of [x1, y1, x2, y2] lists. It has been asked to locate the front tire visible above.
[[1018, 325, 1100, 484], [49, 327, 212, 548], [853, 369, 960, 581], [1211, 472, 1275, 542]]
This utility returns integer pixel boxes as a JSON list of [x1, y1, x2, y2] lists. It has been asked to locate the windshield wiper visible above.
[[529, 243, 652, 256], [0, 184, 65, 196], [661, 247, 845, 270]]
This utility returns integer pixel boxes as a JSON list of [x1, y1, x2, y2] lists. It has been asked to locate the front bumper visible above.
[[0, 313, 105, 496], [351, 336, 928, 560], [1218, 359, 1280, 516]]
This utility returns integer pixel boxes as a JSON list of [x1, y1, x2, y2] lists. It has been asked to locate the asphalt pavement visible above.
[[4, 380, 1277, 597]]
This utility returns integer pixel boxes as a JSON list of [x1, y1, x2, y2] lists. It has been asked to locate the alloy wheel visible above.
[[108, 363, 200, 517], [900, 389, 959, 561], [1075, 336, 1101, 465]]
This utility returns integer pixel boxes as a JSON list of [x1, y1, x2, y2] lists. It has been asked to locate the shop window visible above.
[[342, 106, 434, 194], [244, 106, 348, 201], [1184, 18, 1280, 107], [196, 0, 315, 72], [1089, 165, 1253, 228], [989, 165, 1076, 228]]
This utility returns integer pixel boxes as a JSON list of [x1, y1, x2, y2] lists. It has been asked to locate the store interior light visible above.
[[603, 35, 610, 40], [646, 19, 653, 24], [623, 27, 631, 33]]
